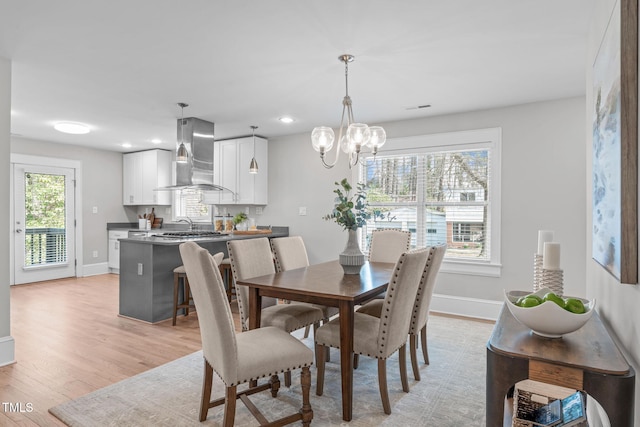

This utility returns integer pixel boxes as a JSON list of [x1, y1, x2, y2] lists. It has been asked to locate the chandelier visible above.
[[311, 54, 386, 169]]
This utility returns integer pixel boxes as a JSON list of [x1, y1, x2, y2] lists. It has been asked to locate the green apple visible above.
[[564, 298, 586, 314], [542, 292, 565, 309], [518, 296, 542, 308]]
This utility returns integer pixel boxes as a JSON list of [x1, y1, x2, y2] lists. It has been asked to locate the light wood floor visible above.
[[0, 274, 242, 426]]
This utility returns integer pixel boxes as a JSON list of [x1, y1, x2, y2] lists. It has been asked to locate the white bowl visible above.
[[504, 288, 596, 338]]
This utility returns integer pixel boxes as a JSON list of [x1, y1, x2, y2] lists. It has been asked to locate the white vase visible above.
[[339, 229, 365, 274]]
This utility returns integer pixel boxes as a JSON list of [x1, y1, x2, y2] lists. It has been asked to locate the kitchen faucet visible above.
[[177, 217, 195, 231]]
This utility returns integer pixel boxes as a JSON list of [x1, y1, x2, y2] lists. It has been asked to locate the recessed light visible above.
[[54, 121, 91, 134], [151, 139, 162, 144], [122, 142, 132, 148], [279, 116, 294, 124]]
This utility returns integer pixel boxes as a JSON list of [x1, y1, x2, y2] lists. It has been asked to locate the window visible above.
[[172, 188, 212, 222], [359, 128, 501, 276]]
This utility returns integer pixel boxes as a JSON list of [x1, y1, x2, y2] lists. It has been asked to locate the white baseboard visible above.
[[82, 262, 109, 277], [0, 335, 15, 367], [430, 293, 503, 321]]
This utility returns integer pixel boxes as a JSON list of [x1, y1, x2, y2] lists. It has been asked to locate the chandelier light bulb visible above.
[[311, 126, 335, 153], [368, 126, 387, 153]]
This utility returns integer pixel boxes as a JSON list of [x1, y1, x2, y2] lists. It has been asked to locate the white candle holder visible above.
[[533, 254, 543, 292], [540, 268, 564, 296]]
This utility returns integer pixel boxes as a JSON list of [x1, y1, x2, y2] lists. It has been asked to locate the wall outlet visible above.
[[92, 250, 98, 258], [298, 207, 307, 216], [245, 206, 250, 215], [92, 206, 98, 214], [255, 206, 263, 215], [137, 263, 143, 275]]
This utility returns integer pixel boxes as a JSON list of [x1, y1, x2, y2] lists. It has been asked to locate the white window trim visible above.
[[357, 127, 502, 277]]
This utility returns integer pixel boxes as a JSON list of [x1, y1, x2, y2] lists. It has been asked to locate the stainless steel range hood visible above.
[[157, 117, 229, 192]]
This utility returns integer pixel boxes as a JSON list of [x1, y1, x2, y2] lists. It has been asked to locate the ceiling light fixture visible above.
[[249, 125, 259, 174], [151, 138, 162, 144], [176, 102, 189, 163], [54, 121, 90, 134], [279, 116, 294, 124], [311, 54, 386, 169]]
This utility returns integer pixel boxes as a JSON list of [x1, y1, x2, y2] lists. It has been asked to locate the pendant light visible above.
[[249, 125, 259, 174], [176, 102, 189, 163]]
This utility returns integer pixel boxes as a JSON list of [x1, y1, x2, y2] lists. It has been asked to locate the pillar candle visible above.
[[543, 242, 561, 270], [537, 230, 554, 255]]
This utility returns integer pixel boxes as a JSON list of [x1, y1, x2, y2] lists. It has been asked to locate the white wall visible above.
[[586, 0, 640, 420], [0, 57, 15, 366], [10, 137, 135, 270], [261, 96, 586, 316]]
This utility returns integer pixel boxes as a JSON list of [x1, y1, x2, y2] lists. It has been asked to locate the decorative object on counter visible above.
[[232, 212, 248, 231], [533, 230, 553, 292], [248, 125, 259, 174], [324, 178, 378, 274], [311, 54, 386, 169], [214, 214, 224, 232], [224, 214, 233, 232], [176, 102, 189, 163], [504, 288, 595, 338]]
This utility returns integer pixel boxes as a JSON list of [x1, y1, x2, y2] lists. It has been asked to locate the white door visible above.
[[13, 164, 76, 284]]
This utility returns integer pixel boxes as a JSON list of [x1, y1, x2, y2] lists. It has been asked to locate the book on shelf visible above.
[[513, 380, 587, 427]]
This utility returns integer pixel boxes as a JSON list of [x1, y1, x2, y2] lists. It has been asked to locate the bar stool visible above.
[[172, 265, 195, 325], [219, 258, 235, 303]]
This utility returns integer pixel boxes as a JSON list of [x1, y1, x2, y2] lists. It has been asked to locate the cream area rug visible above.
[[50, 315, 494, 426]]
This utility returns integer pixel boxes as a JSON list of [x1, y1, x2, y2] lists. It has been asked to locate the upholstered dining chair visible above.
[[357, 244, 446, 381], [228, 237, 325, 386], [270, 236, 339, 340], [179, 241, 313, 426], [367, 229, 412, 301], [315, 247, 431, 415], [368, 229, 412, 263]]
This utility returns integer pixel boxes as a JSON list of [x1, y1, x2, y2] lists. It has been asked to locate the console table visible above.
[[486, 304, 635, 426]]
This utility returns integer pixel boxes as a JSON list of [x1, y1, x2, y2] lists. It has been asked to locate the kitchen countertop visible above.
[[118, 226, 289, 245]]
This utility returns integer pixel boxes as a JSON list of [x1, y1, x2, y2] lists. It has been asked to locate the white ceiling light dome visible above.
[[54, 121, 91, 134]]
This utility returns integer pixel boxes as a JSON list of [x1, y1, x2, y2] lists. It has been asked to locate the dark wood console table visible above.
[[486, 304, 635, 426]]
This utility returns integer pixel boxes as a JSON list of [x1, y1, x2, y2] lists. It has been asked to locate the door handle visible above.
[[16, 228, 23, 233]]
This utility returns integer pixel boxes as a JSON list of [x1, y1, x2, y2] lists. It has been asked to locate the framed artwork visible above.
[[592, 0, 638, 284]]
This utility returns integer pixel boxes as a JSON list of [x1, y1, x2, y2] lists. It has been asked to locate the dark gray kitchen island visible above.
[[118, 227, 288, 323]]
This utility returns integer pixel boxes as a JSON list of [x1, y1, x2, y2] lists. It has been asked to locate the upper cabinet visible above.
[[123, 149, 172, 205], [210, 136, 268, 205]]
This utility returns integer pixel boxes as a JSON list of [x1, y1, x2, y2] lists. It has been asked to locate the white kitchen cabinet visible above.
[[108, 230, 128, 272], [209, 136, 267, 205], [123, 149, 172, 205]]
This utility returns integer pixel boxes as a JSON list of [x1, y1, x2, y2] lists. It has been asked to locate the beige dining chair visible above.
[[358, 244, 446, 381], [367, 229, 412, 301], [179, 241, 313, 426], [228, 237, 325, 386], [315, 247, 430, 415], [270, 236, 339, 340]]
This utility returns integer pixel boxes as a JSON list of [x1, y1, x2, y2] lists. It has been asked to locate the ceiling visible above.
[[0, 0, 594, 153]]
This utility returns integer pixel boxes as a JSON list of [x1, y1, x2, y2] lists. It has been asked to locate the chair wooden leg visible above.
[[284, 371, 292, 387], [172, 273, 180, 326], [303, 325, 310, 338], [377, 358, 391, 414], [353, 353, 359, 369], [200, 361, 214, 421], [410, 334, 420, 381], [270, 374, 281, 397], [223, 385, 236, 427], [399, 344, 409, 392], [300, 366, 313, 427], [421, 325, 429, 364], [315, 343, 326, 396], [183, 277, 190, 316]]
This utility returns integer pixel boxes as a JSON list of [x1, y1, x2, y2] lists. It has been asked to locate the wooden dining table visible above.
[[238, 260, 395, 421]]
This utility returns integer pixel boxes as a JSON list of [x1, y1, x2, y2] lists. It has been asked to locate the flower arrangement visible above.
[[323, 178, 374, 231]]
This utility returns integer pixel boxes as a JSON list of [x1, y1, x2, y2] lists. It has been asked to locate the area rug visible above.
[[50, 315, 494, 426]]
